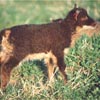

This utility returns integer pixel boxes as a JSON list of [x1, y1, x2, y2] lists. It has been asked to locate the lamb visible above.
[[0, 6, 95, 89]]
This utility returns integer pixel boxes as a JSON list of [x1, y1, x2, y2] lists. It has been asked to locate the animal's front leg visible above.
[[56, 52, 67, 84]]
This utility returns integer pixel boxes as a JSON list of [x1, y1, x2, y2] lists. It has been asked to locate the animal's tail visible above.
[[0, 29, 5, 45], [0, 28, 11, 43]]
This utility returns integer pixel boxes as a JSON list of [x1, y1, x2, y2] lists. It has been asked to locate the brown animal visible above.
[[0, 6, 95, 89]]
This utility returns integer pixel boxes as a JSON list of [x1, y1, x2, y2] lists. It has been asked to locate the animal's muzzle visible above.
[[88, 16, 96, 26]]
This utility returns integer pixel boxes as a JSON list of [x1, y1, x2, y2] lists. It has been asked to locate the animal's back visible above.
[[7, 23, 71, 59]]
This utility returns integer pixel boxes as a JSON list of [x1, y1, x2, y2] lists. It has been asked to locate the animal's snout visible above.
[[87, 16, 96, 26], [91, 21, 96, 27]]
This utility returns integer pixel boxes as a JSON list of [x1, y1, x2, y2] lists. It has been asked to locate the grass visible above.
[[0, 0, 100, 100], [0, 0, 100, 29]]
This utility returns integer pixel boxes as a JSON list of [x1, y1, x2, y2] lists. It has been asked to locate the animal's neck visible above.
[[61, 18, 77, 33]]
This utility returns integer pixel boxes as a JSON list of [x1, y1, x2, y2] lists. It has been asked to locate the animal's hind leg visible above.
[[47, 58, 55, 82], [45, 52, 57, 82], [1, 56, 19, 89]]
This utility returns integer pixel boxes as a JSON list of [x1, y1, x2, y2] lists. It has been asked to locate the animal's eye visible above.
[[81, 16, 88, 21]]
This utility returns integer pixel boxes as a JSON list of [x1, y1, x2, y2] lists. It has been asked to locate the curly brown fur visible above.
[[0, 6, 95, 89]]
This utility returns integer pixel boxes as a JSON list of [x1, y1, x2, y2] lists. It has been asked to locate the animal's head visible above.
[[66, 4, 96, 27]]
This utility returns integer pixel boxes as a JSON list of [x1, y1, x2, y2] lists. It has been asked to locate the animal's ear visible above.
[[74, 4, 78, 9], [73, 10, 80, 21], [73, 4, 80, 21]]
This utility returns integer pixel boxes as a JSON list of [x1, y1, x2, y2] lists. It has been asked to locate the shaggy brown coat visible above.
[[0, 6, 95, 89]]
